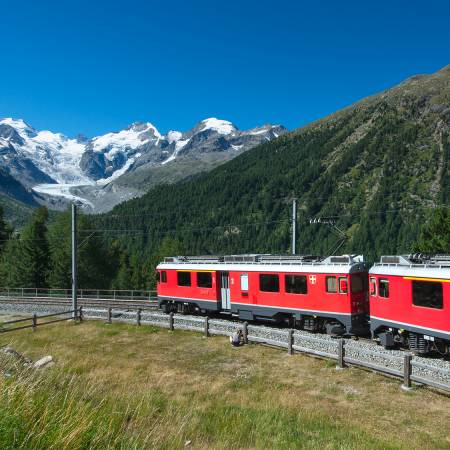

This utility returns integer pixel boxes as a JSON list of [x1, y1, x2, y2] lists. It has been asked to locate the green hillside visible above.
[[97, 66, 449, 263], [0, 195, 35, 228]]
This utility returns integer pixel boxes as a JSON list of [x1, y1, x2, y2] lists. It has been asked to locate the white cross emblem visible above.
[[309, 275, 316, 284]]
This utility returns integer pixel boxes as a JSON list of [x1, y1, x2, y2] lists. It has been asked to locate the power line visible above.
[[0, 203, 445, 244], [85, 192, 448, 221], [80, 218, 292, 235], [80, 205, 444, 235]]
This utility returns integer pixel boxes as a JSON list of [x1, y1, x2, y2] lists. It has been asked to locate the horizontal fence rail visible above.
[[0, 288, 157, 300], [0, 288, 158, 308], [0, 309, 82, 333]]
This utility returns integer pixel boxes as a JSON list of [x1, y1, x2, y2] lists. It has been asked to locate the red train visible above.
[[369, 254, 450, 354], [157, 253, 450, 354], [157, 254, 369, 336]]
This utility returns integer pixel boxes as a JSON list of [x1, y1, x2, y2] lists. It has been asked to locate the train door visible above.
[[220, 271, 231, 310]]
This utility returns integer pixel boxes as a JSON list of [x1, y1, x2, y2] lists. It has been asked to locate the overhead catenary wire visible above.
[[81, 204, 444, 235], [86, 195, 448, 222], [0, 203, 445, 244]]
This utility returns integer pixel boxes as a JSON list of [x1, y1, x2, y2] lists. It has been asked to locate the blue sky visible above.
[[1, 0, 449, 137]]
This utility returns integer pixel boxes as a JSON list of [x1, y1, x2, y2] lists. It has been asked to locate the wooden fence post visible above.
[[243, 321, 248, 344], [204, 316, 209, 337], [288, 329, 294, 355], [137, 308, 142, 326], [169, 312, 174, 331], [32, 314, 37, 331], [402, 354, 412, 390], [107, 307, 112, 324], [337, 339, 345, 368]]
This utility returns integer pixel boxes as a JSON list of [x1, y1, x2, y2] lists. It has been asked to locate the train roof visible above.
[[157, 254, 367, 274], [370, 254, 450, 279]]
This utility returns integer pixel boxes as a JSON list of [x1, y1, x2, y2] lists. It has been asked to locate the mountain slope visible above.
[[0, 117, 286, 212], [100, 65, 450, 261]]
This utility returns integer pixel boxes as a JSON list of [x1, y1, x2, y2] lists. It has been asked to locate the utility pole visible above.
[[72, 203, 78, 319], [292, 198, 297, 255]]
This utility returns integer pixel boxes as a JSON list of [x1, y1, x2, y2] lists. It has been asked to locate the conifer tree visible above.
[[111, 249, 133, 290], [0, 206, 12, 253], [0, 239, 21, 287], [148, 236, 185, 288], [47, 208, 117, 289], [0, 207, 49, 288], [47, 210, 72, 288], [414, 207, 450, 253]]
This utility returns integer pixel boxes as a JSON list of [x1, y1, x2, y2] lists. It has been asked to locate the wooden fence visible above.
[[0, 308, 83, 333]]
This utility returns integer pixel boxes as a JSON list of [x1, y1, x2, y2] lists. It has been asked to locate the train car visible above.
[[369, 255, 450, 354], [156, 254, 369, 335]]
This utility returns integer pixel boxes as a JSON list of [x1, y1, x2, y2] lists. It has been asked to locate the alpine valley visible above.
[[0, 117, 287, 217]]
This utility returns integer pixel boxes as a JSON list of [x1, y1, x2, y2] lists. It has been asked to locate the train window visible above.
[[379, 279, 389, 298], [412, 281, 443, 309], [351, 275, 364, 293], [197, 272, 212, 288], [240, 274, 249, 291], [285, 275, 307, 294], [259, 274, 279, 292], [177, 271, 191, 287], [339, 277, 348, 294], [370, 277, 377, 296], [326, 276, 337, 293], [161, 271, 167, 283]]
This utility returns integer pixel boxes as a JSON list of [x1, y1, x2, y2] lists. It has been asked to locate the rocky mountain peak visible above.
[[0, 117, 36, 138], [0, 115, 287, 211], [199, 118, 238, 135]]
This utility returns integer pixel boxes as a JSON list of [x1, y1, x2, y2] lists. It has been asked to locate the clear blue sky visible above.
[[1, 0, 449, 137]]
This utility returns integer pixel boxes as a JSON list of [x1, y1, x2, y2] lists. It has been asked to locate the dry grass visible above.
[[1, 319, 450, 449]]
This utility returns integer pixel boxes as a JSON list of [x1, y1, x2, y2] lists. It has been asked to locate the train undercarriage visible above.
[[375, 328, 450, 356], [159, 299, 365, 337]]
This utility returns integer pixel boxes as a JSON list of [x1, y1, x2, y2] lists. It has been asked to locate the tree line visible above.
[[0, 203, 448, 290], [0, 205, 183, 290]]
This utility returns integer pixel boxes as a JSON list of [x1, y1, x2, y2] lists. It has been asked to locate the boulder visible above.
[[3, 346, 32, 364]]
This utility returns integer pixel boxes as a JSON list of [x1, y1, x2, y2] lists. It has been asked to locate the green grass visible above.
[[1, 320, 450, 449], [0, 365, 392, 450]]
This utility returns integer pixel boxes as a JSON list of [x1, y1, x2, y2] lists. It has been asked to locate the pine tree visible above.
[[148, 236, 185, 288], [47, 210, 72, 288], [111, 249, 133, 290], [0, 239, 21, 287], [0, 206, 12, 253], [47, 209, 118, 289], [414, 207, 450, 253], [0, 207, 49, 288]]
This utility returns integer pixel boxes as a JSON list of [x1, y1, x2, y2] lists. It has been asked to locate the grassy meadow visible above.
[[1, 318, 450, 449]]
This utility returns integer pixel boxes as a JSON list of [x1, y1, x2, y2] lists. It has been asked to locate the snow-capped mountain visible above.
[[0, 117, 287, 211], [0, 119, 81, 190]]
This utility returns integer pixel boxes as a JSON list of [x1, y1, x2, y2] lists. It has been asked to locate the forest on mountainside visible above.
[[0, 201, 447, 291]]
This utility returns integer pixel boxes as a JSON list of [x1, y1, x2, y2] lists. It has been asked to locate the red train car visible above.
[[369, 255, 450, 354], [157, 254, 368, 335]]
